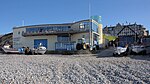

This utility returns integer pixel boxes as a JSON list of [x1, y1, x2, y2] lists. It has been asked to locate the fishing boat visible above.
[[2, 43, 46, 54], [2, 44, 21, 54], [32, 43, 47, 54], [113, 44, 129, 56], [130, 45, 146, 55]]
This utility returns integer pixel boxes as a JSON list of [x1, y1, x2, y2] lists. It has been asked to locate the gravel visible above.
[[0, 54, 150, 84]]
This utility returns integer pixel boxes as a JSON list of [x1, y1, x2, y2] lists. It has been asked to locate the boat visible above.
[[2, 44, 21, 54], [130, 45, 146, 55], [113, 44, 129, 56], [2, 43, 46, 54], [32, 43, 47, 54]]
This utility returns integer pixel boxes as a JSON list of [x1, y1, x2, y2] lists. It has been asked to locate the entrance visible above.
[[34, 39, 47, 48]]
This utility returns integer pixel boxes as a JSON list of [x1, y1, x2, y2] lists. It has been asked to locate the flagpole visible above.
[[89, 2, 91, 19], [22, 20, 24, 26], [89, 1, 93, 50]]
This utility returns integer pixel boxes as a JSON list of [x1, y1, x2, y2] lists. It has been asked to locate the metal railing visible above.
[[55, 42, 75, 51], [22, 28, 89, 36]]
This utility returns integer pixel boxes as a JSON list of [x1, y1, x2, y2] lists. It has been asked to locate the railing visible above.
[[55, 42, 75, 51], [22, 28, 89, 37]]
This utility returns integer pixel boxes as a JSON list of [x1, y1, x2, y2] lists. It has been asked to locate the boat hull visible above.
[[2, 48, 20, 54], [33, 46, 47, 55]]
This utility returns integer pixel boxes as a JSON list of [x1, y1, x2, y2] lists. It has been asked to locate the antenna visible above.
[[89, 0, 93, 50], [22, 20, 24, 26], [89, 1, 91, 19]]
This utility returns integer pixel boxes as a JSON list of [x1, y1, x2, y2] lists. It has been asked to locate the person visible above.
[[25, 47, 32, 55], [18, 47, 24, 53], [24, 47, 28, 55], [125, 44, 129, 56], [81, 37, 86, 43]]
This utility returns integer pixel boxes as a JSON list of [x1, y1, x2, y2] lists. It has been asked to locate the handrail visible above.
[[22, 29, 89, 36]]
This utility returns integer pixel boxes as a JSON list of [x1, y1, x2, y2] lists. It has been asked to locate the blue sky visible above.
[[0, 0, 150, 34]]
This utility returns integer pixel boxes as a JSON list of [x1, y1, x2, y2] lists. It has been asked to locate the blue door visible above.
[[34, 39, 47, 48]]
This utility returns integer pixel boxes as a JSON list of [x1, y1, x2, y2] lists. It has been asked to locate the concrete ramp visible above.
[[97, 47, 114, 57]]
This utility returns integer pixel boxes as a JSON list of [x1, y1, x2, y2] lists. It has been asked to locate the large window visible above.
[[79, 22, 90, 29], [79, 21, 98, 33], [57, 35, 70, 42], [92, 22, 98, 33], [26, 26, 71, 33]]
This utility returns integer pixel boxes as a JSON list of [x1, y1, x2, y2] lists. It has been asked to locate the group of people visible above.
[[18, 47, 32, 55]]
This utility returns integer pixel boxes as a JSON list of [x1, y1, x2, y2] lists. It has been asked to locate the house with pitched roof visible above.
[[103, 23, 149, 46]]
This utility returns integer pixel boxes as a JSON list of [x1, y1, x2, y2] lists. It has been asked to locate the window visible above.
[[57, 35, 70, 42], [108, 28, 112, 31], [18, 31, 20, 35], [80, 23, 84, 28], [22, 31, 24, 34], [80, 22, 90, 29], [78, 39, 82, 43], [68, 26, 71, 28], [92, 22, 98, 33], [26, 26, 71, 33], [21, 31, 24, 35]]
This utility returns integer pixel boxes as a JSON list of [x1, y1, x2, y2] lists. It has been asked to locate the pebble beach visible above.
[[0, 54, 150, 84]]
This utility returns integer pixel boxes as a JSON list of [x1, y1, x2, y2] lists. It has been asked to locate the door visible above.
[[34, 39, 47, 48]]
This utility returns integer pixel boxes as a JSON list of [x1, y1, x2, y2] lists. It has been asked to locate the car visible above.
[[130, 45, 146, 55]]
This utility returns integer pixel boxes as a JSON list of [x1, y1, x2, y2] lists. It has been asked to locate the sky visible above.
[[0, 0, 150, 34]]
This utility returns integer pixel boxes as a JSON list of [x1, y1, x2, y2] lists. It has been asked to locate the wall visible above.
[[98, 24, 103, 44], [23, 35, 57, 50], [13, 28, 26, 49], [71, 32, 89, 44], [13, 19, 103, 51], [13, 28, 57, 50]]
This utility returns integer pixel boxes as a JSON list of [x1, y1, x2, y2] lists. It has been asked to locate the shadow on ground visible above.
[[95, 47, 114, 58], [95, 47, 150, 61], [129, 55, 150, 61]]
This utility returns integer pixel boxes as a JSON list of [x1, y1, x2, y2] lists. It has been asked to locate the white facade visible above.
[[13, 19, 103, 51]]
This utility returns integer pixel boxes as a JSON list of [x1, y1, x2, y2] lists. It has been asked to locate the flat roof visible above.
[[13, 19, 91, 29]]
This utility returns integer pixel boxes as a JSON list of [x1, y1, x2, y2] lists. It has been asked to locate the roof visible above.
[[0, 35, 3, 38], [105, 23, 143, 29], [13, 19, 91, 29], [13, 23, 73, 29], [117, 26, 137, 35]]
